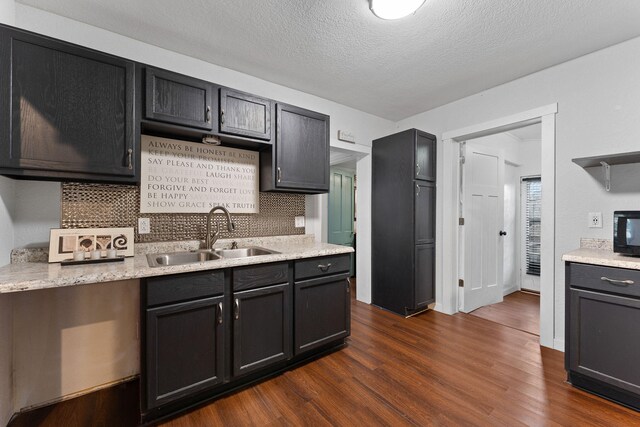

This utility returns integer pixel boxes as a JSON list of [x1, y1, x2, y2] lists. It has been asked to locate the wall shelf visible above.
[[572, 151, 640, 168], [572, 151, 640, 192]]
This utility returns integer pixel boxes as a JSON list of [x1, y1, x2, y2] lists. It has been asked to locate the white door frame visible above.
[[439, 104, 558, 349]]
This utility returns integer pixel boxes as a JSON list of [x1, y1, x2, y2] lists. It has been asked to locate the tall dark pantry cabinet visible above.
[[372, 129, 436, 316]]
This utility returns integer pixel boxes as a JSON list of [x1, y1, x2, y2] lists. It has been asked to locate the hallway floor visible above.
[[470, 291, 540, 336]]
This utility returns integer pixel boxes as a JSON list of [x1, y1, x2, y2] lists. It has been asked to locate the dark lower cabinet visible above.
[[0, 24, 137, 182], [145, 296, 224, 409], [142, 257, 350, 422], [233, 283, 291, 376], [294, 274, 350, 355], [142, 271, 225, 413], [415, 244, 435, 310], [566, 262, 640, 410]]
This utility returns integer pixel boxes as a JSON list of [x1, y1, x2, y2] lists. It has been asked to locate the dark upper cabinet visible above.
[[415, 131, 436, 181], [261, 103, 330, 193], [144, 66, 215, 131], [145, 296, 225, 410], [233, 283, 291, 377], [219, 88, 271, 141], [0, 25, 137, 182]]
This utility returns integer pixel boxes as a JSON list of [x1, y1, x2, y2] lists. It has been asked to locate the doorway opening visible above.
[[328, 148, 361, 295], [462, 124, 542, 336], [440, 104, 558, 348]]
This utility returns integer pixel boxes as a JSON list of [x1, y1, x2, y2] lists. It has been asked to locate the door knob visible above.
[[499, 231, 507, 236]]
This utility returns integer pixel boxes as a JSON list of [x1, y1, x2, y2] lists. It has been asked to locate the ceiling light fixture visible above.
[[369, 0, 426, 20]]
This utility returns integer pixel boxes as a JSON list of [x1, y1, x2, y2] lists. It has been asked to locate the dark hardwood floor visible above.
[[10, 293, 640, 426], [470, 291, 540, 336]]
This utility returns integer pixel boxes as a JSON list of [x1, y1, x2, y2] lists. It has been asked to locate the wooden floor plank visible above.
[[470, 291, 540, 335], [10, 295, 640, 426]]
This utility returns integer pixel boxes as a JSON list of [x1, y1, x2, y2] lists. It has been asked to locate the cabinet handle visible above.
[[234, 298, 240, 320], [416, 163, 421, 176], [277, 167, 282, 183], [416, 184, 420, 196], [206, 105, 212, 123], [217, 302, 223, 325], [127, 148, 133, 170], [346, 278, 350, 293], [220, 109, 225, 124], [318, 263, 332, 272], [601, 276, 635, 286]]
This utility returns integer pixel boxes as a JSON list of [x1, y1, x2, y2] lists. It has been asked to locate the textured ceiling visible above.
[[17, 0, 640, 121]]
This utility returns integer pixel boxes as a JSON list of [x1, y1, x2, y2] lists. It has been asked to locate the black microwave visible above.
[[614, 211, 640, 255]]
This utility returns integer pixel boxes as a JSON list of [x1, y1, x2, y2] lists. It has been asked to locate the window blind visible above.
[[524, 178, 541, 276]]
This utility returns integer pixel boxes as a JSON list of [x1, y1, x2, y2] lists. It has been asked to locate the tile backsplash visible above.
[[61, 183, 305, 243]]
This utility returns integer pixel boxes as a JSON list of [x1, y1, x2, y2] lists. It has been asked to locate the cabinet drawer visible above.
[[146, 271, 224, 306], [233, 262, 289, 291], [567, 263, 640, 298], [295, 254, 351, 280]]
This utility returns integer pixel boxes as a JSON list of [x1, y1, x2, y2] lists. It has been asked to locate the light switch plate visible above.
[[138, 217, 151, 234], [295, 216, 305, 228]]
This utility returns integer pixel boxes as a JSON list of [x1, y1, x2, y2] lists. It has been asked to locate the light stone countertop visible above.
[[562, 248, 640, 270], [0, 235, 353, 294]]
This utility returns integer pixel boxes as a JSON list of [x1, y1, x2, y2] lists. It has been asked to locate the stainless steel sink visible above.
[[147, 250, 221, 267], [213, 246, 279, 259], [146, 246, 279, 267]]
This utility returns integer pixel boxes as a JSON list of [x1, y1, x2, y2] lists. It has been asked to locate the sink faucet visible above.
[[205, 206, 235, 249]]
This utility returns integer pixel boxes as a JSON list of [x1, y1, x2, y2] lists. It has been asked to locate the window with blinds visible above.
[[524, 177, 541, 276]]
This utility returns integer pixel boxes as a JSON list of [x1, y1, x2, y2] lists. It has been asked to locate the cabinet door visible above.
[[415, 132, 436, 181], [275, 103, 329, 192], [415, 244, 435, 310], [415, 181, 435, 245], [569, 288, 640, 395], [145, 296, 224, 410], [220, 88, 271, 140], [0, 27, 136, 180], [145, 67, 214, 130], [233, 283, 291, 377], [294, 274, 350, 355]]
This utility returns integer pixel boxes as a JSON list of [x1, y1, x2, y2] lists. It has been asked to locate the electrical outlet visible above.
[[588, 212, 602, 228], [295, 216, 305, 228], [138, 217, 151, 234]]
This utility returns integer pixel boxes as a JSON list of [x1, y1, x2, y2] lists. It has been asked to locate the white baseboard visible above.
[[503, 285, 518, 296], [553, 338, 565, 352]]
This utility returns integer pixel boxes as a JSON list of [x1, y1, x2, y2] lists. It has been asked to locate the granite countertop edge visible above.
[[0, 237, 354, 294], [562, 248, 640, 270]]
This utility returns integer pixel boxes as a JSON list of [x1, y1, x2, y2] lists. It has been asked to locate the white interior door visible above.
[[461, 143, 505, 313]]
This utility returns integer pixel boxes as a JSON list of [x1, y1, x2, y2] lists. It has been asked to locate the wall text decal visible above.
[[140, 135, 259, 213]]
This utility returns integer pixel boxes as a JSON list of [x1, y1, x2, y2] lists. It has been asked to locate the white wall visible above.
[[397, 35, 640, 346], [0, 294, 13, 427], [12, 280, 140, 411], [13, 181, 61, 248], [0, 177, 15, 266]]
